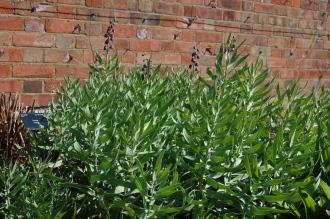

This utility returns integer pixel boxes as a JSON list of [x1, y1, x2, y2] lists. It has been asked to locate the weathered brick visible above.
[[56, 35, 75, 48], [13, 33, 54, 48], [104, 0, 128, 9], [139, 0, 153, 12], [85, 23, 103, 36], [25, 18, 45, 32], [267, 57, 287, 68], [23, 48, 44, 63], [164, 54, 181, 65], [0, 32, 12, 46], [13, 64, 53, 78], [46, 19, 84, 33], [75, 36, 90, 49], [45, 50, 83, 63], [152, 28, 175, 40]]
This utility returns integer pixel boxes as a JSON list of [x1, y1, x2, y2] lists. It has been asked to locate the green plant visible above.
[[1, 36, 329, 218]]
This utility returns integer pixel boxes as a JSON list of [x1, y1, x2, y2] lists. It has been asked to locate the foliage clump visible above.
[[1, 36, 330, 218]]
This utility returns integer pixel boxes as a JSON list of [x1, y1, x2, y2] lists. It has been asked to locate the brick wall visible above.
[[0, 0, 329, 105]]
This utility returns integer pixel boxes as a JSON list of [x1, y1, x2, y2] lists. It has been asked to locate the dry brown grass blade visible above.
[[0, 93, 31, 161]]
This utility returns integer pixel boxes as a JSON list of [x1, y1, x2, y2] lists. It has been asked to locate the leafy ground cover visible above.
[[1, 37, 330, 218]]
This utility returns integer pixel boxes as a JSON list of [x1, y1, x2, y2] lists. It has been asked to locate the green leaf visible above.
[[252, 206, 290, 216], [320, 179, 330, 200]]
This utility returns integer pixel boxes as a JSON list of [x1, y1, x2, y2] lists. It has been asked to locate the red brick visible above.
[[104, 0, 129, 9], [13, 33, 54, 48], [57, 6, 76, 19], [38, 95, 53, 105], [76, 36, 90, 49], [0, 1, 12, 14], [83, 50, 95, 63], [164, 54, 181, 65], [0, 80, 22, 92], [0, 32, 12, 46], [174, 41, 195, 53], [139, 0, 154, 12], [160, 41, 174, 52], [152, 28, 175, 40], [46, 19, 83, 33], [86, 0, 103, 7], [44, 80, 64, 93], [0, 64, 11, 78], [114, 38, 129, 50], [181, 30, 196, 41], [0, 17, 24, 30], [45, 50, 83, 64], [254, 3, 273, 14], [154, 2, 184, 15], [55, 65, 76, 77], [121, 51, 135, 64], [0, 48, 23, 62], [75, 66, 90, 78], [25, 18, 45, 32], [56, 35, 75, 48], [151, 53, 162, 64], [181, 53, 192, 65], [57, 0, 82, 5], [200, 55, 216, 66], [130, 39, 160, 52], [196, 7, 222, 20], [85, 23, 103, 36], [23, 48, 44, 63], [267, 57, 287, 68], [115, 24, 137, 38], [13, 64, 53, 78], [89, 36, 104, 50], [196, 31, 222, 42], [20, 95, 34, 106], [292, 0, 301, 7], [218, 0, 242, 10]]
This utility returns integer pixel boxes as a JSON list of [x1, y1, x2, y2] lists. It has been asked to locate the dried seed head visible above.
[[104, 22, 115, 51], [189, 45, 200, 72]]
